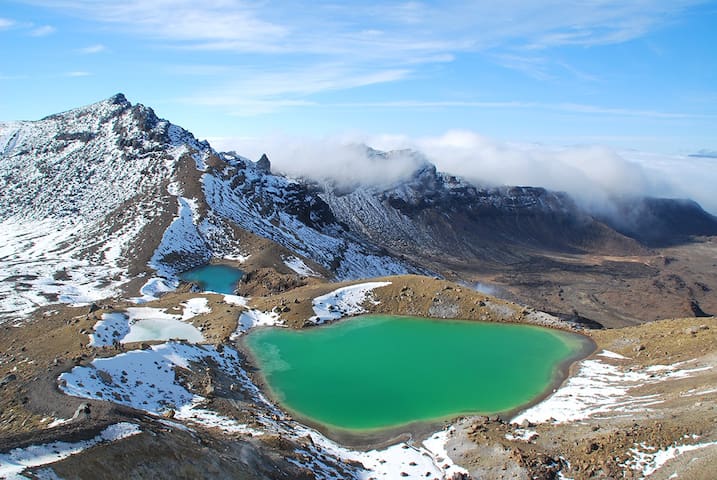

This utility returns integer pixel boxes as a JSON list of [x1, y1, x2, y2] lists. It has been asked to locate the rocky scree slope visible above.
[[316, 147, 717, 269], [316, 151, 642, 267]]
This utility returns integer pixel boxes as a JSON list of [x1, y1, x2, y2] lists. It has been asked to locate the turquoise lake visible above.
[[180, 264, 243, 294], [245, 315, 592, 432]]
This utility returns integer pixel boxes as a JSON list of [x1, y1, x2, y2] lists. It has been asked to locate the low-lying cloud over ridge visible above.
[[211, 131, 717, 216]]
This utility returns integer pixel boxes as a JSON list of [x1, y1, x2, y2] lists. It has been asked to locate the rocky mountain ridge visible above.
[[2, 94, 717, 322], [0, 95, 413, 319], [316, 161, 647, 267]]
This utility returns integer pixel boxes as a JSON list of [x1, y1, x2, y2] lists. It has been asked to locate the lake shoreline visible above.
[[237, 315, 596, 450]]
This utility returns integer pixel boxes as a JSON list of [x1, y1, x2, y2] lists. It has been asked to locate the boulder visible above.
[[72, 402, 91, 420], [0, 373, 17, 388]]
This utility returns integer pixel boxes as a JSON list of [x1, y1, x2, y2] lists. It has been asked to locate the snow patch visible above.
[[62, 343, 227, 415], [181, 297, 210, 320], [223, 253, 250, 263], [0, 422, 140, 480], [59, 342, 275, 435], [89, 312, 130, 347], [296, 425, 465, 480], [625, 440, 717, 478], [598, 350, 630, 360], [223, 295, 248, 307], [288, 424, 470, 479], [0, 219, 127, 322], [148, 196, 209, 278], [175, 404, 262, 436], [131, 277, 177, 303], [45, 418, 70, 429], [309, 281, 391, 324], [122, 317, 204, 344], [512, 355, 711, 425], [680, 387, 717, 397], [283, 256, 319, 277], [422, 428, 471, 478], [231, 309, 283, 338]]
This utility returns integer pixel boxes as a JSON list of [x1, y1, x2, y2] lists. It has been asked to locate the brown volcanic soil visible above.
[[447, 316, 717, 480], [247, 274, 576, 331], [1, 271, 716, 479], [444, 237, 717, 328]]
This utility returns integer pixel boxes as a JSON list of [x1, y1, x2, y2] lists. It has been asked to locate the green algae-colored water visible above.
[[245, 315, 591, 432], [180, 264, 243, 295]]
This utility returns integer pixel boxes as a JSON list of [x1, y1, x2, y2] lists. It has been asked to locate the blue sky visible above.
[[1, 0, 716, 155]]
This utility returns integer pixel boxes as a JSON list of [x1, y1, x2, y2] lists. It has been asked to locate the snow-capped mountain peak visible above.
[[0, 95, 414, 320]]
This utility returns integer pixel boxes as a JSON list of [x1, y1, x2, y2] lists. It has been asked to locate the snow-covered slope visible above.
[[0, 94, 194, 318], [0, 95, 413, 320], [200, 152, 411, 280]]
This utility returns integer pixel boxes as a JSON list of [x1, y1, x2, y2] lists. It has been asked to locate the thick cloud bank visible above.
[[213, 131, 717, 215], [215, 136, 428, 188]]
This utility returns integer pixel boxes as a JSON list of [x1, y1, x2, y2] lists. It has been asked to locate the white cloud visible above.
[[24, 0, 287, 51], [15, 0, 708, 110], [18, 1, 706, 56], [78, 43, 106, 54], [0, 18, 15, 29], [217, 130, 717, 215], [302, 99, 709, 121], [65, 71, 91, 77], [219, 134, 428, 187], [180, 65, 410, 115], [29, 24, 55, 36]]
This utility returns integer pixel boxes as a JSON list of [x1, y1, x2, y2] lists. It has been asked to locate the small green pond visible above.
[[180, 264, 243, 295], [245, 315, 591, 432]]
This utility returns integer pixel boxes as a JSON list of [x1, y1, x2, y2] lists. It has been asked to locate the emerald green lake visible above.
[[245, 315, 591, 432], [180, 264, 243, 295]]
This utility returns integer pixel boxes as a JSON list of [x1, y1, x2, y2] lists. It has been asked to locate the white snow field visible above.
[[512, 351, 711, 424], [309, 281, 392, 324], [283, 255, 320, 277]]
